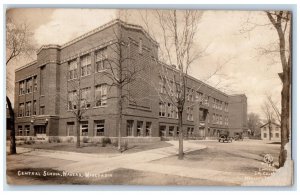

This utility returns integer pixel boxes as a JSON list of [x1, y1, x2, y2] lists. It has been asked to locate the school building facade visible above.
[[14, 19, 247, 141]]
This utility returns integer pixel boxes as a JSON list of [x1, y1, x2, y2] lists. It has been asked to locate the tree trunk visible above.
[[117, 94, 122, 152], [178, 110, 184, 160], [279, 69, 290, 167], [6, 96, 16, 154], [76, 119, 80, 148]]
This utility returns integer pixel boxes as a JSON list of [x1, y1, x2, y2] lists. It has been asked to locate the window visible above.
[[24, 125, 30, 136], [19, 81, 25, 95], [19, 103, 24, 117], [169, 126, 174, 137], [95, 84, 107, 106], [66, 122, 74, 136], [68, 90, 77, 110], [68, 60, 78, 80], [264, 127, 267, 131], [33, 100, 37, 115], [137, 121, 143, 137], [275, 133, 279, 138], [159, 78, 166, 94], [80, 122, 88, 136], [159, 125, 166, 137], [40, 66, 45, 95], [95, 48, 108, 72], [264, 133, 267, 138], [33, 76, 38, 92], [18, 126, 23, 136], [145, 122, 152, 137], [187, 107, 194, 121], [167, 103, 172, 118], [159, 102, 166, 117], [40, 106, 45, 115], [95, 120, 105, 136], [220, 115, 223, 125], [187, 127, 194, 137], [126, 120, 134, 136], [80, 87, 91, 108], [276, 127, 280, 131], [139, 38, 143, 54], [25, 101, 31, 116], [80, 55, 91, 77], [26, 78, 33, 93]]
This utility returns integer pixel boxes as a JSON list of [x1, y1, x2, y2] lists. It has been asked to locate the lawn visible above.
[[20, 141, 172, 154]]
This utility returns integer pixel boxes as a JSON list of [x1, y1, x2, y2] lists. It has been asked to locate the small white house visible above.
[[260, 122, 281, 141]]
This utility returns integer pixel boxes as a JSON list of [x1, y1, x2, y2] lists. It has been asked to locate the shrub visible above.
[[48, 137, 61, 143], [83, 137, 89, 143], [67, 137, 74, 143], [103, 137, 111, 145], [24, 140, 35, 145]]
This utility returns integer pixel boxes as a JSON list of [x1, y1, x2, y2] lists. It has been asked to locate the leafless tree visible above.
[[139, 10, 203, 159], [60, 76, 90, 148], [96, 22, 143, 151], [241, 11, 291, 167], [265, 11, 291, 167], [261, 101, 275, 140], [6, 17, 35, 154], [247, 113, 262, 136]]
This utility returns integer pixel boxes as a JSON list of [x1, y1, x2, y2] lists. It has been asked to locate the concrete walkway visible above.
[[11, 141, 250, 185]]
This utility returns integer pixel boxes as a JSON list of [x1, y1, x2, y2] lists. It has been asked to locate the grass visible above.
[[6, 167, 234, 185], [20, 141, 172, 154]]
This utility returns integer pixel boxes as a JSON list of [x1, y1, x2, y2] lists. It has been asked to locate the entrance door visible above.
[[34, 125, 46, 139], [199, 127, 205, 137]]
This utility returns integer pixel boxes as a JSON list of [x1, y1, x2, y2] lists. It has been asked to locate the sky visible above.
[[6, 8, 284, 119]]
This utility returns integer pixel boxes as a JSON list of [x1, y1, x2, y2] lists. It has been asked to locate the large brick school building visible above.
[[14, 19, 247, 141]]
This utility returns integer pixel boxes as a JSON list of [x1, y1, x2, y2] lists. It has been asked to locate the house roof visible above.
[[260, 121, 280, 128]]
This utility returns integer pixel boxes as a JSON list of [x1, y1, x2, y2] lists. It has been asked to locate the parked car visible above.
[[218, 130, 233, 143]]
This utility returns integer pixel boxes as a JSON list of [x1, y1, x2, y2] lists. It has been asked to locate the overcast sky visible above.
[[6, 8, 283, 119]]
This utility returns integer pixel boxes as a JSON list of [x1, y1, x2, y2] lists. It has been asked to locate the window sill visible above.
[[95, 69, 108, 73], [93, 106, 107, 109], [80, 74, 91, 78]]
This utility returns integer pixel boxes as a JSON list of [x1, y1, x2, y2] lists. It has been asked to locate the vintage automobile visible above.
[[218, 130, 233, 143]]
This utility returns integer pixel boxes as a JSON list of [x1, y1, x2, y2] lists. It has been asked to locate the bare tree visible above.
[[139, 10, 203, 159], [6, 17, 35, 154], [261, 101, 276, 141], [247, 112, 262, 136], [266, 95, 281, 125], [96, 21, 143, 151], [265, 11, 291, 167], [62, 76, 90, 148]]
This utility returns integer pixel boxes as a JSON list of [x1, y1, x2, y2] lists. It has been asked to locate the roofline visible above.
[[260, 121, 280, 128], [36, 19, 159, 55], [15, 60, 37, 72], [158, 61, 229, 97]]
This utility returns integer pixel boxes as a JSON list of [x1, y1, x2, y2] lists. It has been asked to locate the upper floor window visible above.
[[33, 76, 38, 92], [40, 106, 45, 115], [19, 81, 25, 95], [187, 107, 194, 121], [95, 48, 108, 72], [95, 84, 107, 106], [80, 87, 91, 108], [19, 103, 24, 117], [26, 78, 33, 93], [68, 90, 77, 110], [33, 100, 37, 115], [80, 55, 91, 77], [139, 38, 143, 54], [25, 101, 31, 116], [159, 102, 166, 117], [68, 60, 78, 80]]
